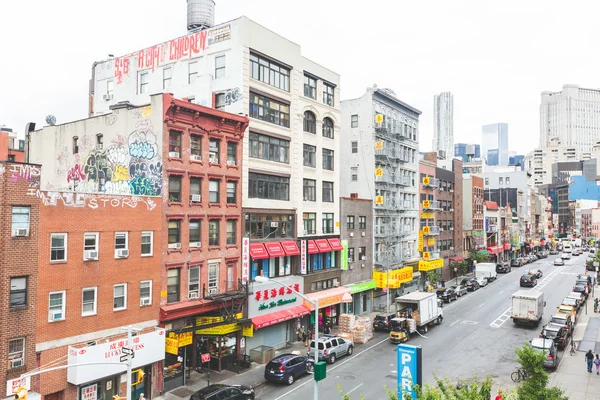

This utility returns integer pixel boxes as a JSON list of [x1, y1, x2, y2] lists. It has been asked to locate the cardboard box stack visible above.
[[352, 316, 373, 344], [337, 314, 355, 341]]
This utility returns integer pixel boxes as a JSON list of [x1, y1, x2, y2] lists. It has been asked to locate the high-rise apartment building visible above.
[[433, 92, 454, 163], [454, 143, 480, 161], [482, 123, 509, 165]]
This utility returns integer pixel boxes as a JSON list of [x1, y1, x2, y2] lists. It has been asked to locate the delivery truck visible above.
[[511, 290, 545, 326], [393, 292, 443, 332], [475, 262, 498, 282]]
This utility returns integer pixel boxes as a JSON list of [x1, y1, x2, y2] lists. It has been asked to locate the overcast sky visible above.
[[2, 0, 599, 155]]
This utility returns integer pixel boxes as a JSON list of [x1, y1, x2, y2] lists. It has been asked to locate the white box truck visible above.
[[511, 290, 545, 326], [394, 292, 443, 334], [475, 262, 498, 282]]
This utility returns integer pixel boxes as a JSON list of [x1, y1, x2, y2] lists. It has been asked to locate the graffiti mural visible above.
[[32, 190, 157, 211], [225, 87, 242, 106], [66, 164, 86, 183], [0, 163, 5, 176]]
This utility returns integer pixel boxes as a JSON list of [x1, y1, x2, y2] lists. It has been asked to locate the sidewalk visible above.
[[550, 286, 600, 400]]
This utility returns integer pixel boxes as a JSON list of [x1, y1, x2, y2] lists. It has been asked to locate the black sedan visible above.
[[190, 384, 255, 400], [436, 287, 458, 303], [460, 278, 480, 291], [265, 353, 313, 385], [540, 323, 568, 349], [496, 262, 512, 273], [520, 274, 537, 287]]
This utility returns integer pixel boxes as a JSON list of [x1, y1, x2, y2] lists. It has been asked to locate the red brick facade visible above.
[[0, 162, 40, 398]]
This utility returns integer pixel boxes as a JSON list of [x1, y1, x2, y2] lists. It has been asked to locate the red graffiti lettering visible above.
[[66, 164, 86, 183]]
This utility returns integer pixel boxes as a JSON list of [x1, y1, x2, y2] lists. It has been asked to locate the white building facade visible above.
[[524, 137, 579, 186], [433, 91, 454, 166]]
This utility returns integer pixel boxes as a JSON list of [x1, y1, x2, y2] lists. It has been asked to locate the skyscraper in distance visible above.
[[433, 92, 454, 161], [482, 123, 508, 165]]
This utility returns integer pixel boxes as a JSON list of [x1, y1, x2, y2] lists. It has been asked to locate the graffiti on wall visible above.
[[0, 163, 6, 176], [224, 88, 242, 106], [6, 164, 41, 193], [32, 190, 157, 211]]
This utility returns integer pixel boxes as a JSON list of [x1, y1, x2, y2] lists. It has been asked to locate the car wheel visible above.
[[329, 354, 336, 364], [347, 346, 354, 356], [422, 324, 429, 333], [286, 374, 295, 385], [306, 363, 314, 373]]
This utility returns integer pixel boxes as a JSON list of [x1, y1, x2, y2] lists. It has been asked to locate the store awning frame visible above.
[[249, 243, 269, 260], [264, 242, 285, 258], [251, 305, 311, 329], [281, 240, 300, 256], [304, 286, 352, 309], [328, 238, 344, 251], [307, 240, 319, 254], [314, 239, 332, 252]]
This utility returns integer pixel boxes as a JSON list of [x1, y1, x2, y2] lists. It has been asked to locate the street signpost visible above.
[[397, 344, 422, 399], [201, 353, 211, 386]]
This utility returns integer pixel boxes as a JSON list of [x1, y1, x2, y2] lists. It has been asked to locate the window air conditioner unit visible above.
[[361, 264, 365, 268], [303, 231, 309, 235], [84, 250, 98, 260], [361, 232, 365, 237], [116, 249, 129, 258], [209, 157, 219, 164], [140, 298, 151, 306], [450, 189, 454, 192], [168, 243, 182, 249], [349, 232, 354, 237], [191, 194, 202, 202], [333, 279, 340, 287], [450, 208, 454, 212], [191, 155, 202, 161], [348, 258, 354, 263], [9, 358, 23, 369], [440, 188, 444, 192], [188, 292, 199, 299], [12, 228, 28, 237], [361, 256, 366, 260], [49, 311, 63, 321], [450, 227, 454, 231], [103, 94, 113, 101], [227, 160, 236, 166], [169, 152, 180, 158], [189, 242, 201, 248], [208, 287, 218, 295]]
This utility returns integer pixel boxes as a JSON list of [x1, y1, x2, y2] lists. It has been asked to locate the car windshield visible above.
[[542, 329, 558, 338], [550, 316, 566, 324]]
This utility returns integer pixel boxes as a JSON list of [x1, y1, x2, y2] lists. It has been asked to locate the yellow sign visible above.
[[422, 226, 430, 235], [243, 325, 254, 337], [196, 323, 241, 335], [423, 176, 431, 185], [375, 168, 383, 177], [141, 106, 152, 117], [421, 212, 434, 219], [196, 313, 243, 326], [178, 332, 193, 347], [165, 337, 179, 355], [423, 200, 431, 208], [160, 290, 167, 298], [375, 196, 384, 205], [335, 221, 340, 227], [418, 230, 424, 252], [423, 252, 431, 260], [375, 114, 384, 123], [375, 141, 384, 151], [418, 259, 444, 271], [427, 238, 436, 247], [373, 267, 413, 289]]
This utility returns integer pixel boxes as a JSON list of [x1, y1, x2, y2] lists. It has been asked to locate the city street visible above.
[[252, 253, 589, 399]]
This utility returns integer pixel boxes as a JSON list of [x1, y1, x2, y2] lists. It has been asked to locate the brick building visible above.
[[463, 175, 485, 254], [0, 127, 25, 163], [450, 159, 464, 267], [0, 161, 40, 398], [418, 155, 443, 284]]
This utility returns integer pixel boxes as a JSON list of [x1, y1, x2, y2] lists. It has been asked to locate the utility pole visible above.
[[121, 325, 142, 400]]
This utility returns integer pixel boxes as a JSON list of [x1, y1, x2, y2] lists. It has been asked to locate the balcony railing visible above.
[[423, 251, 441, 260], [423, 226, 440, 236], [422, 177, 438, 188], [422, 200, 441, 211], [402, 200, 413, 210]]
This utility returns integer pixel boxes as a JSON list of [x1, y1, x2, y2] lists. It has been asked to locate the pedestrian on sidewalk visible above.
[[586, 349, 595, 373], [595, 354, 600, 375], [494, 388, 503, 400], [594, 298, 599, 313]]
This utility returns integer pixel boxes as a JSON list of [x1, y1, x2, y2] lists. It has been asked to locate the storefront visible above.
[[249, 241, 300, 280], [306, 239, 344, 272], [304, 286, 352, 328], [343, 280, 376, 315], [503, 243, 512, 260], [163, 331, 193, 391], [67, 328, 165, 399], [194, 314, 244, 372], [486, 245, 502, 262]]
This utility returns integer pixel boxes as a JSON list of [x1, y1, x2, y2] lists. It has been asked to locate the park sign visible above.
[[397, 344, 422, 399]]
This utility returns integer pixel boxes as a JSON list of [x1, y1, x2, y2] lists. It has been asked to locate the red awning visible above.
[[264, 242, 285, 258], [281, 241, 300, 256], [249, 243, 268, 260], [251, 305, 312, 329], [328, 238, 344, 251], [449, 257, 464, 262], [307, 240, 319, 254], [504, 243, 512, 250], [315, 239, 332, 252]]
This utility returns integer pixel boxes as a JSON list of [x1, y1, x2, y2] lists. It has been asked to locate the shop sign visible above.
[[375, 114, 384, 124], [375, 195, 384, 205], [427, 238, 436, 247], [258, 297, 298, 310], [165, 337, 179, 355], [418, 259, 444, 271], [375, 167, 383, 177], [397, 344, 421, 399], [178, 331, 193, 347], [6, 376, 30, 397], [241, 237, 250, 283], [418, 230, 424, 252], [81, 383, 98, 400], [341, 240, 348, 271], [375, 140, 384, 150], [348, 280, 377, 295], [67, 328, 166, 385], [420, 212, 434, 219], [373, 268, 413, 289], [300, 240, 307, 274], [248, 276, 304, 318], [243, 325, 254, 337], [196, 313, 242, 326], [196, 323, 241, 335]]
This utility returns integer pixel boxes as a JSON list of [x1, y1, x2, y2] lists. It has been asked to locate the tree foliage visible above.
[[452, 260, 470, 277], [470, 250, 489, 264], [426, 270, 442, 285], [515, 345, 568, 400]]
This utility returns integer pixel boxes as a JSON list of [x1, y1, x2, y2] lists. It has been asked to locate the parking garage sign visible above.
[[397, 344, 422, 399]]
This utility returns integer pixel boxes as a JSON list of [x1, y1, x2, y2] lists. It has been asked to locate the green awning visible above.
[[347, 280, 376, 295]]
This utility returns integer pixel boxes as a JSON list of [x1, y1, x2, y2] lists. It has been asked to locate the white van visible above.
[[563, 244, 572, 253]]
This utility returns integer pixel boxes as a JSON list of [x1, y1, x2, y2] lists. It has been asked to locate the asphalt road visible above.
[[253, 252, 589, 400]]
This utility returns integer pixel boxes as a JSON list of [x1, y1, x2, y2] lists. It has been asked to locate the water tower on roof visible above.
[[187, 0, 216, 32]]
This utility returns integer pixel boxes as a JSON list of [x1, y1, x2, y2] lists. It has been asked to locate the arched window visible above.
[[303, 111, 316, 133], [322, 117, 334, 139]]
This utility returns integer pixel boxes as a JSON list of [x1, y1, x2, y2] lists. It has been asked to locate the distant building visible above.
[[433, 92, 454, 162], [509, 155, 525, 170], [487, 149, 499, 166], [454, 143, 480, 160], [482, 123, 509, 165], [0, 126, 25, 162], [525, 137, 579, 186]]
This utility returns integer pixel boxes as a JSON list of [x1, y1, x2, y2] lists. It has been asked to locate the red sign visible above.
[[201, 353, 211, 363]]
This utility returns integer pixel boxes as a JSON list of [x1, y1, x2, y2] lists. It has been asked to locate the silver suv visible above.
[[307, 334, 354, 364]]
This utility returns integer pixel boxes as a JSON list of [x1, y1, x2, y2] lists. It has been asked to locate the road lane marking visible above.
[[499, 290, 504, 294], [450, 320, 459, 326], [346, 383, 364, 395], [273, 335, 391, 400], [479, 303, 485, 308]]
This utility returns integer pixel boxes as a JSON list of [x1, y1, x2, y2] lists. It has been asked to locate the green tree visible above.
[[426, 270, 441, 285], [515, 345, 568, 400], [452, 260, 470, 277], [471, 250, 489, 264]]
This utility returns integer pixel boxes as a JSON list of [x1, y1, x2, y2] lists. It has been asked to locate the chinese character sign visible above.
[[301, 240, 307, 275], [422, 176, 430, 185], [375, 141, 384, 151], [242, 237, 250, 283], [375, 114, 384, 124], [418, 230, 424, 252], [375, 168, 383, 177], [423, 199, 430, 209], [375, 196, 384, 205], [81, 384, 98, 400], [422, 252, 430, 260], [422, 226, 430, 235]]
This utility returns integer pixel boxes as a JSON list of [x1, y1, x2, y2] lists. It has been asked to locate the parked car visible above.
[[527, 269, 543, 279], [529, 338, 558, 369], [540, 324, 568, 350], [510, 258, 522, 268], [496, 262, 512, 273], [436, 287, 458, 303], [265, 354, 314, 385], [549, 249, 559, 255], [520, 274, 537, 287], [518, 257, 527, 265], [573, 284, 589, 300], [561, 253, 571, 260], [550, 314, 573, 337], [451, 284, 468, 297], [561, 297, 581, 313], [307, 334, 354, 364], [557, 304, 577, 322], [554, 258, 565, 266], [372, 313, 397, 332], [476, 277, 488, 287], [190, 384, 255, 400], [568, 292, 586, 307], [460, 277, 480, 291]]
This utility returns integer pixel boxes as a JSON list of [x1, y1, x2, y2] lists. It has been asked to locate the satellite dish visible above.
[[46, 115, 57, 126]]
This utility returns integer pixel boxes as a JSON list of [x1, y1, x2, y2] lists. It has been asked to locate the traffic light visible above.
[[13, 387, 27, 399], [132, 369, 146, 385]]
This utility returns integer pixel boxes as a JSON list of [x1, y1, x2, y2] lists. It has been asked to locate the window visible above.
[[506, 177, 510, 185], [84, 232, 99, 256], [358, 247, 366, 260], [351, 141, 358, 153], [141, 231, 153, 256], [348, 248, 355, 262], [351, 167, 358, 181], [8, 338, 25, 369], [249, 132, 289, 163], [209, 138, 220, 163], [322, 149, 334, 170], [188, 61, 198, 84], [215, 93, 226, 109], [323, 83, 334, 106], [245, 213, 295, 239], [303, 179, 316, 201], [169, 175, 182, 202], [215, 55, 226, 79], [248, 173, 289, 201], [227, 181, 237, 204], [227, 142, 237, 166], [96, 134, 103, 150], [189, 219, 201, 244], [322, 181, 333, 202], [163, 66, 172, 89], [209, 179, 220, 203], [226, 220, 236, 245], [303, 144, 316, 167], [189, 267, 200, 298], [168, 220, 181, 245], [351, 115, 359, 128], [114, 232, 128, 252], [190, 177, 201, 202], [11, 206, 30, 235], [303, 111, 316, 133], [347, 216, 355, 230], [50, 233, 67, 262], [140, 280, 152, 305], [209, 220, 220, 246], [304, 75, 317, 99], [73, 136, 79, 154], [113, 284, 127, 311], [359, 216, 366, 229], [190, 135, 202, 158], [82, 287, 97, 316], [323, 117, 334, 138], [249, 93, 290, 128], [106, 80, 114, 97], [227, 264, 234, 290], [250, 52, 290, 91], [10, 277, 27, 308], [138, 72, 149, 94], [208, 263, 219, 294], [48, 291, 65, 321], [322, 213, 334, 234], [167, 269, 180, 304], [169, 131, 181, 157], [303, 213, 316, 234]]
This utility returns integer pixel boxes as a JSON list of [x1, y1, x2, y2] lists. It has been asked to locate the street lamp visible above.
[[385, 242, 403, 313], [254, 276, 320, 400]]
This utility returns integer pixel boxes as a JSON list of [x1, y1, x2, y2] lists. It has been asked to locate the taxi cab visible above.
[[557, 304, 577, 321]]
